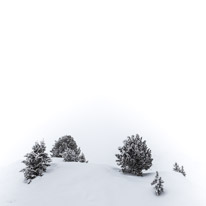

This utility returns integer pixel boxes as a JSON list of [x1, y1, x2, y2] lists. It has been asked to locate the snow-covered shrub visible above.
[[154, 177, 164, 196], [180, 166, 186, 176], [173, 163, 186, 176], [151, 172, 164, 196], [116, 134, 153, 176], [173, 162, 180, 172], [151, 171, 159, 185], [79, 153, 88, 163], [20, 141, 51, 184], [51, 135, 81, 158], [62, 148, 80, 162]]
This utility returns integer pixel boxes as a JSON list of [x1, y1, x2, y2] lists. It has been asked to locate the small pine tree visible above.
[[51, 135, 81, 158], [151, 171, 159, 185], [173, 163, 186, 177], [116, 134, 153, 176], [180, 166, 186, 176], [79, 153, 88, 163], [20, 141, 51, 184], [173, 162, 180, 172], [155, 177, 164, 196], [62, 148, 80, 162]]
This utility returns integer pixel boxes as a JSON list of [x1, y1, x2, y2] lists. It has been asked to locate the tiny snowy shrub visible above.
[[180, 166, 186, 176], [151, 172, 164, 196], [79, 153, 88, 163], [51, 135, 81, 158], [20, 141, 51, 184], [62, 148, 80, 162], [116, 134, 153, 176], [154, 177, 164, 196], [173, 163, 186, 176], [151, 171, 159, 185], [173, 162, 180, 172]]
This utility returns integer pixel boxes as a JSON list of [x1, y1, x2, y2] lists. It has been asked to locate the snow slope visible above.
[[0, 158, 205, 206]]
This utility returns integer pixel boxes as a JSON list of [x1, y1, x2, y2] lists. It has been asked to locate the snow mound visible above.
[[0, 158, 204, 206]]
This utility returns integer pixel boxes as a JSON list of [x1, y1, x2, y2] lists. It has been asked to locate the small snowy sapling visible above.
[[151, 171, 159, 185], [151, 172, 164, 196], [173, 162, 186, 176], [173, 162, 180, 172], [180, 166, 186, 176], [79, 153, 88, 163], [155, 177, 164, 196]]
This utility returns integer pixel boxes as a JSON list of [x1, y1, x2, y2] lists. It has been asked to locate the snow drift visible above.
[[0, 158, 205, 206]]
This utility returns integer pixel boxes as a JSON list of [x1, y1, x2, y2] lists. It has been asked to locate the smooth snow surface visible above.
[[0, 158, 205, 206]]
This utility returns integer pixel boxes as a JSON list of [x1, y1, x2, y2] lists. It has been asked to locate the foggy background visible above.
[[0, 0, 206, 184]]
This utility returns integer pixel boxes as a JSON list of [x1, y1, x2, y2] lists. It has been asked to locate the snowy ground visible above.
[[0, 158, 205, 206]]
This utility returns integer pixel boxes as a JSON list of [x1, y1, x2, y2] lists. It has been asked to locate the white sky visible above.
[[0, 0, 206, 171]]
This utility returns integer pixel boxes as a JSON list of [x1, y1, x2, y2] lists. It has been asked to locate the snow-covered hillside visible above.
[[0, 158, 204, 206]]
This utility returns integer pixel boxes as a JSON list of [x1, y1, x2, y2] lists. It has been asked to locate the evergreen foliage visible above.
[[79, 153, 88, 163], [173, 162, 186, 176], [116, 134, 153, 176], [62, 148, 80, 162], [151, 172, 164, 196], [20, 141, 51, 184], [155, 177, 164, 196], [51, 135, 81, 158], [180, 166, 186, 176], [173, 162, 180, 172], [151, 171, 159, 185]]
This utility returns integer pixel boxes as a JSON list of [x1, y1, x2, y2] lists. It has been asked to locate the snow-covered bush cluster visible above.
[[51, 135, 80, 158], [116, 134, 153, 176], [21, 136, 88, 183], [20, 141, 51, 184], [173, 162, 186, 176], [51, 135, 88, 163]]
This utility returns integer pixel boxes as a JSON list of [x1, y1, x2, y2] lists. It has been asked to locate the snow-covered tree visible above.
[[173, 162, 180, 172], [116, 134, 153, 176], [62, 148, 80, 162], [180, 166, 186, 176], [151, 171, 159, 185], [20, 141, 51, 184], [79, 153, 88, 163], [51, 135, 81, 158], [173, 163, 186, 177], [155, 177, 164, 196]]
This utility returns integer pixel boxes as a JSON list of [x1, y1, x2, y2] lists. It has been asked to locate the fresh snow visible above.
[[0, 158, 205, 206]]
